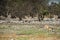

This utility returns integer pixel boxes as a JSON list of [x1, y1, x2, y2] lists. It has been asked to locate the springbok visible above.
[[44, 25, 53, 31]]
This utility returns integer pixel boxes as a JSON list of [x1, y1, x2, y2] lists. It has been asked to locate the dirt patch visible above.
[[16, 35, 60, 40]]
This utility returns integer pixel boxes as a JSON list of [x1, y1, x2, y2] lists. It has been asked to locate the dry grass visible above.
[[0, 24, 60, 40], [16, 35, 60, 40]]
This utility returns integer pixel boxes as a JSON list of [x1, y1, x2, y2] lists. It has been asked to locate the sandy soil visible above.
[[16, 35, 60, 40]]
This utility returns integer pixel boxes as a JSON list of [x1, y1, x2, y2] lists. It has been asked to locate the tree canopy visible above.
[[0, 0, 60, 20]]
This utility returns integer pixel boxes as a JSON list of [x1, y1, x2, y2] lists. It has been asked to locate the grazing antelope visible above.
[[44, 25, 53, 31]]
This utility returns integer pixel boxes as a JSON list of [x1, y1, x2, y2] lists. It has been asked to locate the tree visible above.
[[48, 2, 60, 18], [0, 0, 49, 20]]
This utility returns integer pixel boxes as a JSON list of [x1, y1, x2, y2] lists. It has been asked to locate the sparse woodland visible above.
[[0, 0, 60, 20]]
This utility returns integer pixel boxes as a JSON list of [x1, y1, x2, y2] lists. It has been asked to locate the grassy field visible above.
[[0, 23, 60, 40]]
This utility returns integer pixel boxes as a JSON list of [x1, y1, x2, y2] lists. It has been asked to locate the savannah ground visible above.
[[0, 23, 60, 40]]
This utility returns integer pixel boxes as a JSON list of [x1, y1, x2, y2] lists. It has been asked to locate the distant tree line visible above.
[[0, 0, 60, 20]]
